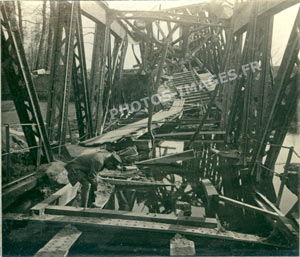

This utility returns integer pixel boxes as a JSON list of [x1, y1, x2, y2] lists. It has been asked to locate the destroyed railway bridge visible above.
[[1, 0, 300, 256]]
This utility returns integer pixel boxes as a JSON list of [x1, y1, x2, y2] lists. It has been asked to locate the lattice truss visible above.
[[1, 2, 53, 163]]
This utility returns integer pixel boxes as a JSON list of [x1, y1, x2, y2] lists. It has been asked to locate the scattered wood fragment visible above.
[[99, 177, 175, 187], [170, 233, 196, 256], [94, 181, 115, 208]]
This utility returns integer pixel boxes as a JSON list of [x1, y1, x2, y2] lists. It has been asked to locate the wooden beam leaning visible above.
[[219, 195, 279, 219], [34, 225, 81, 257], [31, 183, 80, 215]]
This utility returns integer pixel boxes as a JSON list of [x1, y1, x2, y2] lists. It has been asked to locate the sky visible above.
[[272, 3, 300, 65]]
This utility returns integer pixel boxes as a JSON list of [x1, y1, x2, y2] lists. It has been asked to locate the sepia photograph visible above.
[[1, 0, 300, 256]]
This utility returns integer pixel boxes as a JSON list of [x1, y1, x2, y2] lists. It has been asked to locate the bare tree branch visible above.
[[35, 0, 47, 69]]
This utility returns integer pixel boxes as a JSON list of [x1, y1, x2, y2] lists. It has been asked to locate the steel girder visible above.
[[94, 21, 110, 135], [46, 1, 77, 152], [46, 2, 93, 149], [113, 10, 221, 25], [251, 8, 300, 177], [1, 2, 53, 163], [72, 5, 93, 141]]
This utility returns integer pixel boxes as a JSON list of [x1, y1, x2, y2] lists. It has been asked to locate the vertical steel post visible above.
[[58, 2, 77, 155], [5, 124, 11, 182], [90, 23, 105, 120], [95, 20, 111, 135], [72, 4, 94, 140], [250, 8, 300, 176], [276, 148, 294, 207]]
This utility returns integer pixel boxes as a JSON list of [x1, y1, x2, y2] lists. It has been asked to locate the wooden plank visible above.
[[135, 150, 195, 165], [94, 182, 115, 208], [4, 213, 284, 247], [3, 175, 38, 209], [202, 179, 218, 198], [34, 225, 81, 257], [81, 99, 184, 146], [99, 177, 174, 187], [170, 233, 196, 256], [44, 205, 218, 228], [31, 183, 80, 215]]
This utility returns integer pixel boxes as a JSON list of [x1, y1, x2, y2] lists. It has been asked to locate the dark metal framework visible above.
[[46, 1, 77, 152], [1, 2, 53, 163], [72, 5, 93, 141]]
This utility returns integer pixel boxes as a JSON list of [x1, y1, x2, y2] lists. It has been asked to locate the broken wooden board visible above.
[[170, 233, 196, 256], [31, 183, 80, 215], [135, 149, 195, 165], [99, 177, 174, 187], [43, 205, 218, 228], [94, 181, 115, 208], [33, 224, 81, 257], [99, 168, 141, 179], [4, 213, 287, 248], [80, 99, 184, 146]]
